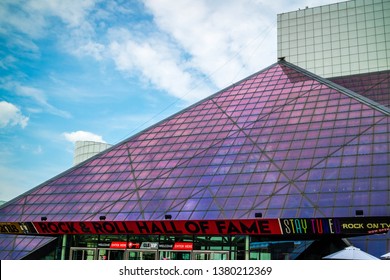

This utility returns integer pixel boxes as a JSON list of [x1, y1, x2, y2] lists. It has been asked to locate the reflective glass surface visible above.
[[330, 70, 390, 107], [0, 61, 389, 223], [277, 0, 390, 77], [0, 234, 55, 260]]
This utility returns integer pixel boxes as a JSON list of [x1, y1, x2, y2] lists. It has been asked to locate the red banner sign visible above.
[[110, 241, 128, 249], [1, 217, 388, 236], [32, 219, 281, 235], [109, 241, 141, 249], [173, 242, 193, 250]]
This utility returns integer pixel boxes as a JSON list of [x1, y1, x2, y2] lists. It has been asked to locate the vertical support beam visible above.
[[245, 235, 250, 260], [61, 234, 67, 260]]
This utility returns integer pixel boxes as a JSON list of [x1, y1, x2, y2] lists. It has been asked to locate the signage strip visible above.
[[1, 217, 389, 236]]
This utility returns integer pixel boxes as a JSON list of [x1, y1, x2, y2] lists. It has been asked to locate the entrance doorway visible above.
[[97, 249, 125, 260], [69, 247, 229, 260], [192, 251, 229, 260], [159, 250, 192, 260], [70, 247, 96, 260], [126, 250, 157, 260]]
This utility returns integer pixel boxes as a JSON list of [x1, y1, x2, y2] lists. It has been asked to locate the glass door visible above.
[[70, 247, 97, 260], [126, 250, 157, 260], [98, 249, 125, 260], [211, 251, 229, 260], [192, 251, 229, 260], [159, 250, 192, 260]]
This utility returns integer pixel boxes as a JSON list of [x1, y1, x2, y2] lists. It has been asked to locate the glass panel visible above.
[[127, 250, 157, 260], [159, 250, 191, 260], [71, 248, 96, 260]]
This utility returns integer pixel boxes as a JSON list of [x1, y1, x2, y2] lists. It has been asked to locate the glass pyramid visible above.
[[1, 61, 389, 224]]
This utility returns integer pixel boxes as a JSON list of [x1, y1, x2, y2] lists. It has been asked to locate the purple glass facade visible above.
[[330, 70, 390, 108], [0, 234, 55, 260], [0, 61, 389, 259]]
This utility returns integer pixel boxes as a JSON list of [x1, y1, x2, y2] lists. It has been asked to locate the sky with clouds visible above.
[[0, 0, 344, 201]]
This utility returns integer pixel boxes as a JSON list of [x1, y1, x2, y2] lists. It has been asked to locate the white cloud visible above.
[[0, 0, 97, 36], [16, 84, 71, 118], [143, 0, 277, 89], [73, 41, 106, 61], [0, 0, 99, 58], [0, 101, 29, 129], [106, 0, 278, 103], [0, 79, 72, 118], [33, 145, 43, 155], [109, 29, 216, 102], [0, 0, 46, 39], [26, 0, 97, 28], [63, 130, 106, 143], [0, 55, 17, 70]]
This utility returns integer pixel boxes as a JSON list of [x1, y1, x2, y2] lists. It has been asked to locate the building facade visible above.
[[1, 59, 389, 260], [277, 0, 390, 78], [1, 0, 389, 260]]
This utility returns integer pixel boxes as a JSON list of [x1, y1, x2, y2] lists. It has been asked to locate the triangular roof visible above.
[[1, 61, 389, 223]]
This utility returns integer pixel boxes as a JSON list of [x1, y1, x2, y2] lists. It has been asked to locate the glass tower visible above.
[[277, 0, 390, 78]]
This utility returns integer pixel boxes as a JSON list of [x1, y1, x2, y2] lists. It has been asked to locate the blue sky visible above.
[[0, 0, 343, 201]]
